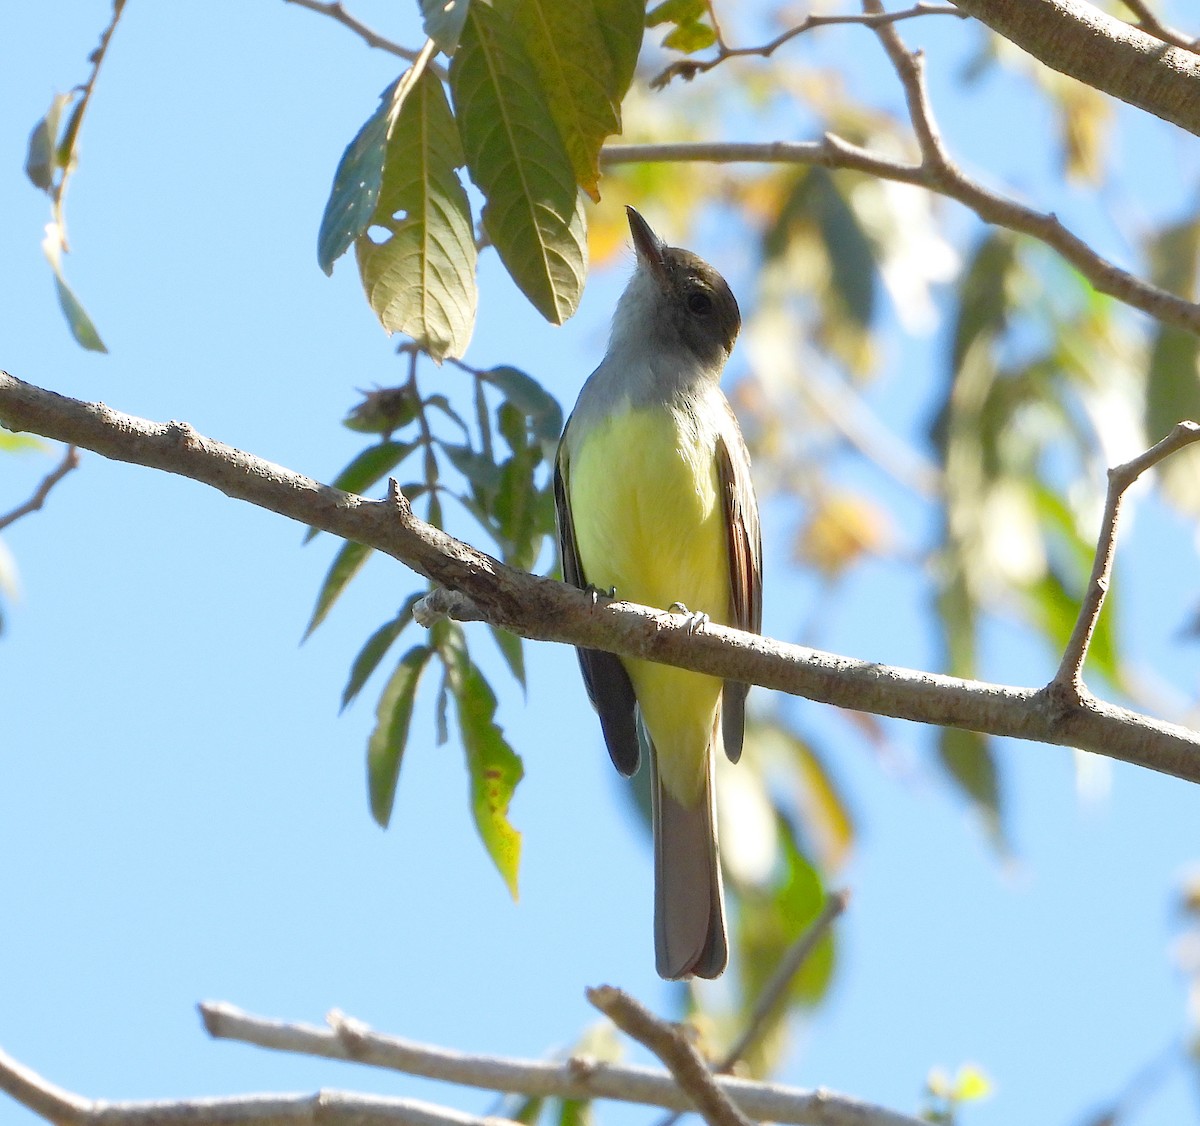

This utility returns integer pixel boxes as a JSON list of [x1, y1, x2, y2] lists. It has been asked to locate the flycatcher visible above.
[[554, 207, 762, 980]]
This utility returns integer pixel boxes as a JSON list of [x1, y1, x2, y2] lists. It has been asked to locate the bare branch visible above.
[[950, 0, 1200, 136], [282, 0, 426, 61], [0, 1040, 522, 1126], [650, 3, 963, 88], [586, 987, 754, 1126], [1, 372, 1198, 783], [0, 443, 79, 532], [1121, 0, 1200, 53], [1052, 421, 1200, 696], [600, 133, 1200, 335], [202, 1002, 925, 1126]]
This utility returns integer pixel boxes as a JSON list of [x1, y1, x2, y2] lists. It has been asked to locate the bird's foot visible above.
[[668, 602, 710, 634], [585, 583, 617, 608]]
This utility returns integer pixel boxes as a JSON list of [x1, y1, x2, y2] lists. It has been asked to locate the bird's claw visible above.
[[668, 602, 709, 635], [585, 583, 617, 607]]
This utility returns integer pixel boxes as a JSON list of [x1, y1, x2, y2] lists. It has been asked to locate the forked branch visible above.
[[1, 371, 1198, 782]]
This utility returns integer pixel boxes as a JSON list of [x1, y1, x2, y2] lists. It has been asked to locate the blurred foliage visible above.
[[921, 1062, 994, 1124]]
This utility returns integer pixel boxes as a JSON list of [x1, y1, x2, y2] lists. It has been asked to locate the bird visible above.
[[554, 206, 762, 980]]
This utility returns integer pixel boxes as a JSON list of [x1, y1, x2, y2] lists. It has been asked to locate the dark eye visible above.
[[687, 290, 713, 316]]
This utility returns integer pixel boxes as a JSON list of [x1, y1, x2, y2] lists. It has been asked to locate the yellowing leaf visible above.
[[795, 492, 891, 575], [451, 1, 588, 324], [511, 0, 621, 201]]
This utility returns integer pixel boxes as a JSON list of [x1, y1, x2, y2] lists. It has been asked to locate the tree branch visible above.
[[650, 2, 963, 88], [1051, 421, 1200, 695], [950, 0, 1200, 136], [282, 0, 424, 61], [200, 1002, 925, 1126], [1121, 0, 1200, 53], [602, 127, 1200, 339], [0, 1040, 525, 1126], [0, 443, 79, 532], [585, 987, 753, 1126], [1, 371, 1198, 783]]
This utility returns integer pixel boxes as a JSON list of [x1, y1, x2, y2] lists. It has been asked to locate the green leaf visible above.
[[950, 231, 1018, 374], [318, 79, 398, 275], [937, 727, 1004, 847], [1145, 219, 1200, 511], [368, 645, 434, 826], [0, 433, 46, 454], [450, 0, 588, 324], [424, 393, 470, 437], [305, 439, 418, 544], [40, 222, 106, 353], [420, 0, 469, 55], [508, 1097, 545, 1126], [26, 93, 73, 192], [481, 365, 564, 445], [809, 169, 876, 330], [557, 1100, 592, 1126], [489, 625, 526, 690], [355, 69, 478, 361], [646, 0, 706, 25], [342, 386, 421, 437], [331, 439, 418, 495], [443, 442, 503, 502], [454, 660, 524, 898], [661, 20, 716, 53], [510, 0, 621, 201], [595, 0, 645, 106], [303, 538, 373, 639], [736, 817, 833, 1072], [342, 594, 423, 711]]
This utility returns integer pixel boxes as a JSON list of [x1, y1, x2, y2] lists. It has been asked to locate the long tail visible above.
[[650, 736, 727, 980]]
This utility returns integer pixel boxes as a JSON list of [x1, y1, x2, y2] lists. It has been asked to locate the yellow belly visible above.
[[569, 403, 729, 806]]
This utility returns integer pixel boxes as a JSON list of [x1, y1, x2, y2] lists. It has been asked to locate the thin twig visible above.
[[282, 0, 425, 61], [651, 2, 963, 87], [45, 1, 127, 234], [1120, 0, 1200, 54], [1052, 421, 1200, 697], [586, 987, 755, 1126], [200, 1001, 928, 1126], [0, 444, 79, 532], [599, 137, 1200, 336], [717, 890, 850, 1072]]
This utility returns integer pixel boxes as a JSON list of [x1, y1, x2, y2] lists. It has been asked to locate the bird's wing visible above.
[[554, 438, 641, 776], [716, 404, 763, 764]]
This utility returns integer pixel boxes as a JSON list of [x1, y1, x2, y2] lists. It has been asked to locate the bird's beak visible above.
[[626, 206, 669, 286]]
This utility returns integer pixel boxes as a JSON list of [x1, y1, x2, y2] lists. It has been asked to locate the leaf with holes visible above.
[[355, 69, 477, 361], [450, 0, 587, 324]]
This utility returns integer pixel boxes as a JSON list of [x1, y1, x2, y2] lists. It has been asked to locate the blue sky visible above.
[[2, 3, 1199, 1125]]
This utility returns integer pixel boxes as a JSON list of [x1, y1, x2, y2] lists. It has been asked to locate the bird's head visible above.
[[619, 206, 741, 372]]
